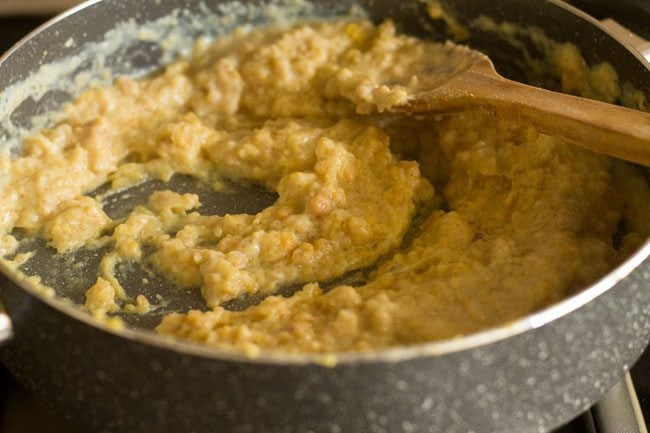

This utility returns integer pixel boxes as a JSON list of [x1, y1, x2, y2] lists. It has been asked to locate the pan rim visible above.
[[0, 0, 649, 366]]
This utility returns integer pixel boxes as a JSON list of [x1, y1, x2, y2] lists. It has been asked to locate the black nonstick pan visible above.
[[0, 1, 649, 432]]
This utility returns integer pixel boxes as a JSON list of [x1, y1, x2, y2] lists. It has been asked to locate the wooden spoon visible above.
[[390, 49, 650, 166]]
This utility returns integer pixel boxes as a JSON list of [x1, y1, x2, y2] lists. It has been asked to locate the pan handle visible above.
[[0, 297, 13, 344]]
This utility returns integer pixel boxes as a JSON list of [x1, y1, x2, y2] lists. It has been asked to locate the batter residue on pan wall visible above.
[[2, 20, 649, 356]]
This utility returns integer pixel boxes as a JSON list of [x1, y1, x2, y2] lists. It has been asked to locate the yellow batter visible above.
[[1, 20, 649, 356]]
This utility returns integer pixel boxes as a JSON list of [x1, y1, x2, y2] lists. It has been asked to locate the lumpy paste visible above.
[[2, 20, 649, 356]]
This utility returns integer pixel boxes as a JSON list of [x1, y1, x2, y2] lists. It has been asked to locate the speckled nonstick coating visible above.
[[0, 1, 649, 432]]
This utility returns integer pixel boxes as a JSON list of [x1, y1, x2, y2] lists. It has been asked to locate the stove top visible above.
[[0, 4, 649, 433]]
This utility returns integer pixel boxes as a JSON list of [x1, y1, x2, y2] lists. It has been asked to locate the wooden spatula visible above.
[[391, 50, 650, 166]]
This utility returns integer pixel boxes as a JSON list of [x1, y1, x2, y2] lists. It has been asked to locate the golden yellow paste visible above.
[[2, 20, 649, 356]]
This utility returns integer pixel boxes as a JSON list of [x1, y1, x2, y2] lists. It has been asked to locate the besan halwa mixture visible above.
[[1, 20, 649, 356]]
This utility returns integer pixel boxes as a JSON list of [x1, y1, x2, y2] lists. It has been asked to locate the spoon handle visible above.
[[409, 71, 650, 166]]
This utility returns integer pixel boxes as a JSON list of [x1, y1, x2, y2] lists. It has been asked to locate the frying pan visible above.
[[0, 0, 649, 432]]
